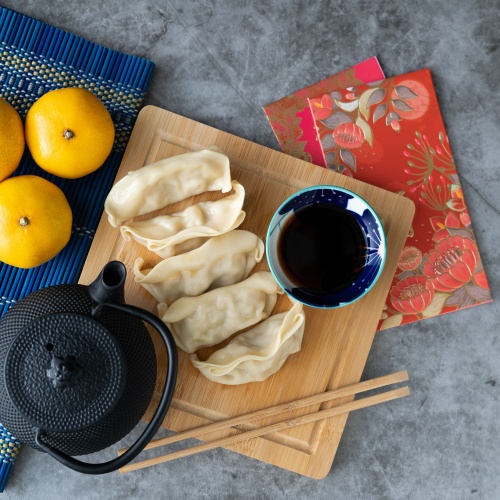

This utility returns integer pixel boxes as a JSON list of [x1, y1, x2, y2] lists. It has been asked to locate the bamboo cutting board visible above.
[[79, 105, 415, 479]]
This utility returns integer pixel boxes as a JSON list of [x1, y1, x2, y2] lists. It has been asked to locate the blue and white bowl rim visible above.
[[266, 184, 387, 309]]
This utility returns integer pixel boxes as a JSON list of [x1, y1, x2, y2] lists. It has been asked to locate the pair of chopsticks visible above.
[[118, 370, 409, 473]]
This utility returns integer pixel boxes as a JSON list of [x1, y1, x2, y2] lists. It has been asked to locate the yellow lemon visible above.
[[25, 87, 115, 179], [0, 175, 73, 268], [0, 97, 25, 182]]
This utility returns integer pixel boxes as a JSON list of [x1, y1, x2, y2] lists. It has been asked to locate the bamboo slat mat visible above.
[[0, 6, 155, 317]]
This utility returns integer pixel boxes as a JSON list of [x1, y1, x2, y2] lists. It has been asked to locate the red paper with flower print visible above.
[[308, 68, 492, 330], [262, 57, 385, 166]]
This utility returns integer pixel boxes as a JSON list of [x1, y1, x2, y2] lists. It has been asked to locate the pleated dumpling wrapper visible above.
[[121, 181, 245, 258], [134, 230, 265, 306], [105, 148, 232, 227], [158, 272, 284, 353], [190, 300, 305, 385]]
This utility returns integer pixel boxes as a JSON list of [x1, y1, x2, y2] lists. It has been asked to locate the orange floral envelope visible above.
[[263, 57, 384, 166], [308, 68, 492, 330]]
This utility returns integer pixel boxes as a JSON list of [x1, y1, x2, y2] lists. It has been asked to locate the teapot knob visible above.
[[46, 355, 82, 389]]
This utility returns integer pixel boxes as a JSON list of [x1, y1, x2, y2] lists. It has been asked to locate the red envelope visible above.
[[263, 57, 384, 167], [308, 68, 492, 330]]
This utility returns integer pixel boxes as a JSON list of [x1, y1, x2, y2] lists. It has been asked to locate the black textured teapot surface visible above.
[[0, 261, 178, 474]]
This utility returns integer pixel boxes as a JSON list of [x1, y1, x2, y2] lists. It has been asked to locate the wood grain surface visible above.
[[79, 105, 415, 478]]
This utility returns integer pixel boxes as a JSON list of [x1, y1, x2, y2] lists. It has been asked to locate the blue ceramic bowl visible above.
[[266, 185, 386, 309]]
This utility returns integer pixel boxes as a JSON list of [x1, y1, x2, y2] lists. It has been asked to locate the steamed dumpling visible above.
[[134, 230, 265, 305], [121, 181, 245, 258], [105, 148, 232, 227], [190, 300, 305, 385], [158, 272, 283, 353]]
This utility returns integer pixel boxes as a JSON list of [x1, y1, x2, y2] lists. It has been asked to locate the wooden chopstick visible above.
[[120, 386, 409, 473], [119, 371, 409, 474], [119, 370, 408, 456]]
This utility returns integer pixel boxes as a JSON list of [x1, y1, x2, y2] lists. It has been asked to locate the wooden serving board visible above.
[[79, 105, 414, 479]]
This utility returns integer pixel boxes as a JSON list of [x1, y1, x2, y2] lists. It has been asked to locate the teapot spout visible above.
[[88, 261, 126, 305]]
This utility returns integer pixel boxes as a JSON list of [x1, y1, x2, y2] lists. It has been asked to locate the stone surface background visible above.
[[1, 1, 499, 499]]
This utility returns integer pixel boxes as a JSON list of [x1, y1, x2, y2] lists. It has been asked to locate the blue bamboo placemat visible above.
[[0, 6, 155, 318]]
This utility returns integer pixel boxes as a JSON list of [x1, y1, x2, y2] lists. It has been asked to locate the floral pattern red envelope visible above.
[[263, 57, 384, 167], [308, 68, 492, 330]]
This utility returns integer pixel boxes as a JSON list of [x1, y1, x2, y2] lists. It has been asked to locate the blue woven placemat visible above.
[[0, 7, 155, 318]]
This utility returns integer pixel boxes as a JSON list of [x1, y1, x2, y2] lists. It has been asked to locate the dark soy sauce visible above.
[[278, 203, 367, 294]]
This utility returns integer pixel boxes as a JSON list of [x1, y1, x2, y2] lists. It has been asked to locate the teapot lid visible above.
[[4, 313, 125, 433]]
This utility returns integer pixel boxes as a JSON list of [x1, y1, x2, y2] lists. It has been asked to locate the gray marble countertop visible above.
[[1, 1, 499, 499]]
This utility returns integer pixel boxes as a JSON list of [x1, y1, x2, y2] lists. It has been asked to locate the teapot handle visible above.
[[34, 302, 178, 475]]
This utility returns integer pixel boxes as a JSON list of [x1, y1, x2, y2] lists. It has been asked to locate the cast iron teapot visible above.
[[0, 261, 178, 474]]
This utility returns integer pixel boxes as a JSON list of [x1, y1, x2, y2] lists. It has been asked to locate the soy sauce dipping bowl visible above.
[[266, 185, 386, 309]]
